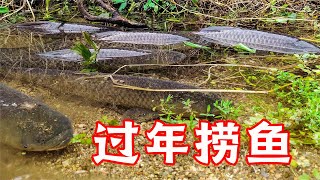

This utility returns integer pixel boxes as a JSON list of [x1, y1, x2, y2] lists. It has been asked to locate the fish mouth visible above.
[[26, 128, 73, 152], [45, 128, 73, 151]]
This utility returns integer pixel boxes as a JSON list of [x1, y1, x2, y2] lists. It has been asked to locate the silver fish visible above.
[[194, 26, 320, 54], [16, 21, 103, 34], [38, 49, 151, 61], [94, 31, 189, 45]]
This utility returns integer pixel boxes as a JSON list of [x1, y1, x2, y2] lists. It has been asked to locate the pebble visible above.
[[62, 159, 71, 167], [74, 170, 88, 174]]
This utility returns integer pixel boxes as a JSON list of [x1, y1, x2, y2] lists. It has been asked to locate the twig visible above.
[[110, 78, 269, 94], [112, 63, 278, 75], [26, 0, 35, 22], [0, 0, 26, 21], [77, 0, 147, 28]]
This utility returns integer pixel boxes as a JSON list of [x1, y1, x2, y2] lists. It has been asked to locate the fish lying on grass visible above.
[[194, 26, 320, 54], [94, 31, 190, 45], [15, 21, 105, 34], [2, 68, 221, 122], [0, 83, 73, 151]]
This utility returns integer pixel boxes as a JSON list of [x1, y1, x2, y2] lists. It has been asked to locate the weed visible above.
[[155, 95, 240, 130], [71, 32, 100, 72], [298, 169, 320, 180], [0, 6, 9, 14], [43, 0, 53, 20], [233, 43, 256, 54], [70, 116, 119, 145], [100, 115, 119, 126], [246, 64, 320, 146], [213, 100, 241, 120], [70, 133, 92, 144]]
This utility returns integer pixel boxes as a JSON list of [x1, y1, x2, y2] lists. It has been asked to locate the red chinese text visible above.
[[144, 120, 190, 165], [246, 119, 292, 165], [91, 119, 140, 166]]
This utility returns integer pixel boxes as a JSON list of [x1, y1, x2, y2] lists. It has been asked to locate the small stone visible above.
[[13, 174, 31, 180], [74, 170, 88, 174], [62, 159, 71, 167]]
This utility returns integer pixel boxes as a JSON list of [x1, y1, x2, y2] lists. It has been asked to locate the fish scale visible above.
[[95, 32, 190, 45], [195, 27, 320, 54]]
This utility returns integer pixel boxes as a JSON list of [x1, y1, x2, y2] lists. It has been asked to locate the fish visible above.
[[94, 31, 190, 45], [0, 83, 73, 151], [15, 21, 105, 34], [194, 26, 320, 54], [2, 68, 221, 122], [0, 48, 186, 72], [37, 48, 151, 61]]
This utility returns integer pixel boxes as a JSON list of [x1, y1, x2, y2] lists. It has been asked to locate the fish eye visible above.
[[23, 144, 28, 149], [139, 113, 146, 117]]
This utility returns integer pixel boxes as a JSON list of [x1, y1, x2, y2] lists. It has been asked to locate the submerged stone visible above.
[[94, 31, 189, 45], [194, 26, 320, 54]]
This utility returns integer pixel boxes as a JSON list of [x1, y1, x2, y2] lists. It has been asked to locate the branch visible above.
[[77, 0, 147, 28]]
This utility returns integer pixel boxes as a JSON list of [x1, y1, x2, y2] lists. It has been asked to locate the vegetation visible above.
[[154, 95, 241, 131], [71, 32, 100, 72]]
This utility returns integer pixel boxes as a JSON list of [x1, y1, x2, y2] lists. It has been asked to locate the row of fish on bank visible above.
[[17, 21, 320, 55], [9, 21, 320, 71]]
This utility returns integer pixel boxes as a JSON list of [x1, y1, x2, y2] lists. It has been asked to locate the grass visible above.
[[155, 95, 241, 131]]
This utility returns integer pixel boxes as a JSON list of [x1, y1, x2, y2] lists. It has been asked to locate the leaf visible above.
[[288, 13, 297, 20], [192, 0, 198, 4], [275, 18, 289, 23], [313, 169, 320, 180], [119, 2, 127, 11], [154, 5, 159, 13], [290, 159, 298, 168], [82, 32, 98, 50], [298, 173, 310, 180], [112, 0, 126, 4], [207, 105, 211, 113], [71, 42, 92, 62], [0, 6, 9, 14], [184, 41, 211, 50], [233, 43, 256, 53]]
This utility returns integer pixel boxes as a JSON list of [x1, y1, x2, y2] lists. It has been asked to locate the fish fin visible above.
[[121, 108, 159, 123]]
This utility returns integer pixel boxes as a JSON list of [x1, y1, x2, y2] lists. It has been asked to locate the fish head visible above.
[[13, 103, 73, 151]]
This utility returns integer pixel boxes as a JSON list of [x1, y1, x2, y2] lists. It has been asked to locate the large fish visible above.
[[194, 26, 320, 54], [94, 31, 190, 45], [0, 83, 73, 151], [2, 68, 221, 122], [15, 21, 105, 34]]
